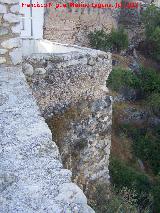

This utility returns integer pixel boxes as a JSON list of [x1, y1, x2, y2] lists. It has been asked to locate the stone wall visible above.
[[43, 0, 154, 47], [0, 0, 21, 66], [43, 1, 119, 46], [23, 43, 112, 190]]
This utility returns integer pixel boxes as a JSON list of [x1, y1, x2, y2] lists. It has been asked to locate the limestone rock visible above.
[[0, 94, 8, 106], [0, 57, 6, 64], [87, 57, 95, 66], [55, 183, 95, 213], [35, 67, 46, 75], [3, 13, 20, 23], [23, 63, 34, 76], [56, 183, 88, 204], [0, 4, 7, 13], [1, 38, 21, 49], [9, 48, 22, 65], [0, 49, 7, 54], [0, 27, 9, 36]]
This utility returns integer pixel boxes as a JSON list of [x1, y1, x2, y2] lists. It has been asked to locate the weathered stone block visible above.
[[0, 48, 8, 54], [0, 4, 7, 13], [1, 38, 21, 49], [10, 4, 19, 13], [23, 63, 34, 76], [9, 48, 22, 65], [0, 57, 6, 64], [11, 23, 20, 34], [87, 57, 96, 66], [34, 67, 46, 75], [0, 27, 9, 36], [3, 13, 20, 23]]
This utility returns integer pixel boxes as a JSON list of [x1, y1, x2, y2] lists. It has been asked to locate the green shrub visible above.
[[91, 184, 140, 213], [88, 28, 128, 52], [88, 29, 112, 51], [109, 157, 151, 194], [133, 132, 160, 175], [142, 5, 160, 61], [149, 26, 160, 61], [120, 125, 160, 175], [109, 157, 152, 211], [147, 93, 160, 116], [106, 67, 138, 92], [151, 178, 160, 213], [137, 67, 160, 95], [107, 66, 160, 96], [110, 28, 129, 52], [142, 5, 160, 40]]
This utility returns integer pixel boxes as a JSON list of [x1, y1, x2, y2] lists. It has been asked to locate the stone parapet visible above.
[[23, 42, 111, 115], [23, 42, 112, 187], [0, 67, 94, 213]]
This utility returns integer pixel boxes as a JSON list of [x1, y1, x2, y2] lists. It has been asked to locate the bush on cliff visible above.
[[109, 157, 151, 195], [151, 178, 160, 213], [89, 28, 128, 52], [106, 67, 138, 92], [107, 66, 160, 97], [147, 93, 160, 117], [136, 67, 160, 95], [142, 5, 160, 61], [88, 29, 111, 51], [109, 157, 153, 212], [142, 5, 160, 40], [109, 28, 129, 52], [120, 124, 160, 176], [91, 184, 140, 213]]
